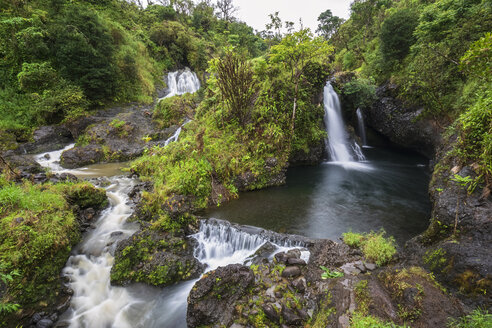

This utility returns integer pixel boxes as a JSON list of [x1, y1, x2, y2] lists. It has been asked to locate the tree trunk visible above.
[[291, 81, 299, 133]]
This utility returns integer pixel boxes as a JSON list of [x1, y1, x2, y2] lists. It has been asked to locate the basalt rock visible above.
[[187, 264, 255, 328], [405, 135, 492, 310], [17, 125, 73, 155], [111, 229, 204, 287], [365, 83, 441, 159]]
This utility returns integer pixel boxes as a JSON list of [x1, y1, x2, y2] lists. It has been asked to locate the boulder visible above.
[[187, 264, 254, 327]]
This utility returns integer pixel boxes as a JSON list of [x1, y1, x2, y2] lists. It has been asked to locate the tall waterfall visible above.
[[160, 68, 201, 101], [356, 108, 368, 147], [323, 82, 365, 162]]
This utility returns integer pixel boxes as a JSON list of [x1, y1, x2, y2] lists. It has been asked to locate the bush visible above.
[[342, 230, 397, 266], [380, 9, 418, 65], [341, 77, 377, 110]]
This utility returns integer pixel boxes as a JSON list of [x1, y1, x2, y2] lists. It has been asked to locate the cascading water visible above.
[[160, 68, 201, 101], [323, 82, 365, 162], [32, 69, 309, 327], [164, 119, 190, 146], [356, 108, 368, 147]]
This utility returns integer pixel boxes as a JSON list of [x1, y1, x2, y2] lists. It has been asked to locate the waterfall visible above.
[[160, 68, 200, 101], [356, 108, 368, 147], [193, 219, 310, 271], [34, 145, 309, 327], [323, 82, 365, 162], [164, 119, 190, 146]]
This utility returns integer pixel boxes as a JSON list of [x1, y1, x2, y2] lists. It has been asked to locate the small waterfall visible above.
[[164, 119, 190, 146], [323, 82, 365, 162], [356, 108, 368, 147], [160, 68, 200, 101], [193, 219, 310, 271]]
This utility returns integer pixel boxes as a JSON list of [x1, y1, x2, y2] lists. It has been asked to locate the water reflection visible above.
[[206, 147, 431, 244]]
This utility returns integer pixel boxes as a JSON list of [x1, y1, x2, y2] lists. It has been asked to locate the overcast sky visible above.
[[232, 0, 353, 33]]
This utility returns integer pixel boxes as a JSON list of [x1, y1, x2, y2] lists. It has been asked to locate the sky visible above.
[[232, 0, 353, 33]]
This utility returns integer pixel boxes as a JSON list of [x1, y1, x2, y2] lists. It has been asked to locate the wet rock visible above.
[[187, 264, 254, 327], [365, 83, 441, 159], [289, 138, 325, 166], [291, 277, 307, 293], [282, 266, 301, 278], [262, 304, 280, 323], [32, 313, 44, 323], [281, 305, 303, 326], [18, 125, 73, 154], [340, 263, 361, 275], [365, 262, 377, 271], [287, 258, 306, 266], [248, 242, 277, 265], [60, 144, 105, 169], [36, 319, 53, 328]]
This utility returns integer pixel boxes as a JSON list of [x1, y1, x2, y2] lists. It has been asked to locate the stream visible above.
[[31, 78, 431, 327]]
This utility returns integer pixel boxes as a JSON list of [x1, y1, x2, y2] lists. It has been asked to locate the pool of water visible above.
[[206, 146, 431, 244]]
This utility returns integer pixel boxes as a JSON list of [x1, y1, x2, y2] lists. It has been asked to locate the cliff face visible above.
[[364, 84, 491, 310], [364, 83, 442, 160]]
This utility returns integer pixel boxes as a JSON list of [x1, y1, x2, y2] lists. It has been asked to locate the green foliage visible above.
[[343, 230, 397, 266], [340, 77, 377, 110], [456, 89, 492, 183], [447, 309, 492, 328], [320, 266, 344, 279], [0, 178, 106, 323], [213, 49, 258, 125], [342, 231, 365, 248], [316, 9, 344, 40], [153, 93, 197, 129], [460, 33, 492, 83], [379, 9, 418, 68], [351, 313, 407, 328]]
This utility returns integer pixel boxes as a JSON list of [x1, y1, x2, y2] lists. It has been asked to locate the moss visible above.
[[350, 313, 408, 328], [355, 280, 370, 316], [0, 178, 106, 326], [311, 293, 335, 328], [153, 93, 198, 129], [455, 270, 492, 297], [378, 267, 438, 323], [110, 229, 198, 287], [423, 248, 448, 272]]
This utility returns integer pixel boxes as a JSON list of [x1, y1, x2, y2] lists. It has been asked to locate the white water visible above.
[[164, 119, 190, 146], [159, 68, 201, 101], [356, 108, 368, 147], [34, 139, 306, 326], [323, 83, 366, 163]]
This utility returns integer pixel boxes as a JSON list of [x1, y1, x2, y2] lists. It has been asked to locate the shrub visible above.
[[342, 230, 397, 266]]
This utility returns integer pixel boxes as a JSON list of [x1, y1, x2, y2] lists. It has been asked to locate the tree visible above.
[[379, 9, 418, 64], [270, 29, 333, 133], [316, 9, 344, 40], [214, 49, 258, 125], [216, 0, 237, 22]]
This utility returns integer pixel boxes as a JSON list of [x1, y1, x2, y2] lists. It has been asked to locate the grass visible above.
[[0, 176, 107, 324], [448, 309, 492, 328], [343, 230, 397, 266]]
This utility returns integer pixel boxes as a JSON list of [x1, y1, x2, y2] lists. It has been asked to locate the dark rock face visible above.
[[59, 103, 179, 168], [60, 144, 105, 169], [187, 264, 254, 328], [289, 138, 325, 166], [17, 125, 73, 155], [405, 137, 492, 310], [365, 83, 441, 159]]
